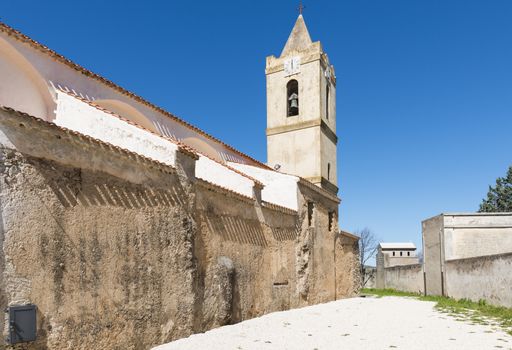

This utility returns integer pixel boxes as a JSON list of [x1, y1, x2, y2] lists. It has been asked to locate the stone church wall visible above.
[[0, 108, 358, 349], [335, 233, 360, 298]]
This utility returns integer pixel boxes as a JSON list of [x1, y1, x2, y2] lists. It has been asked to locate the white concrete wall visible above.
[[445, 253, 512, 308], [442, 213, 512, 260], [422, 214, 444, 296], [196, 156, 255, 198], [384, 264, 424, 294], [55, 92, 179, 167], [384, 255, 420, 268], [228, 162, 299, 210]]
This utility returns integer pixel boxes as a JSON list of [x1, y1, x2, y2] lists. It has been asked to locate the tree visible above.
[[479, 166, 512, 212], [357, 227, 379, 287]]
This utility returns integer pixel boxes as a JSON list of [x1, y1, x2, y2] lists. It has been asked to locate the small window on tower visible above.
[[327, 163, 331, 181], [307, 201, 314, 227], [326, 81, 329, 120], [287, 80, 299, 117]]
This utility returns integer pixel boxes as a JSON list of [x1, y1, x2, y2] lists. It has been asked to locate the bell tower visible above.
[[266, 14, 338, 194]]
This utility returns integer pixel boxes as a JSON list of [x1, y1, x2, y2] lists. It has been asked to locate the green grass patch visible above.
[[362, 288, 512, 335]]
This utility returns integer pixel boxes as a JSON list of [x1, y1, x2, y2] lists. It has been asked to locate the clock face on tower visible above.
[[284, 56, 301, 76]]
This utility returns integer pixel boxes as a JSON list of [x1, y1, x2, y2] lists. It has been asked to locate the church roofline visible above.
[[0, 21, 269, 171]]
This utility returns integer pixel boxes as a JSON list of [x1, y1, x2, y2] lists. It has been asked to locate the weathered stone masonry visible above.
[[0, 108, 359, 349]]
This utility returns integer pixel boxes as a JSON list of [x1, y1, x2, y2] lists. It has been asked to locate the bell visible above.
[[290, 99, 298, 109]]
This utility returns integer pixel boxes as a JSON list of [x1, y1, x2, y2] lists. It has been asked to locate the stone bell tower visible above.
[[266, 14, 338, 194]]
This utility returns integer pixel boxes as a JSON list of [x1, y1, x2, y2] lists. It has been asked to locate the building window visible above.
[[326, 81, 329, 120], [392, 252, 395, 257], [287, 80, 299, 117], [327, 163, 331, 181], [400, 251, 403, 257], [307, 201, 314, 227], [328, 211, 334, 231], [407, 251, 410, 256]]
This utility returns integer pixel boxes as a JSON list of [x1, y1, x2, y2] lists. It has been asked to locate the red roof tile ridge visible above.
[[196, 178, 255, 203], [0, 105, 178, 174], [59, 88, 263, 187], [0, 21, 271, 170], [261, 201, 297, 215]]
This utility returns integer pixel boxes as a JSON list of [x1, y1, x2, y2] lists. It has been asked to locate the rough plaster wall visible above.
[[335, 236, 360, 298], [194, 186, 298, 329], [445, 253, 512, 308], [0, 148, 197, 349], [295, 185, 340, 305], [384, 265, 424, 294]]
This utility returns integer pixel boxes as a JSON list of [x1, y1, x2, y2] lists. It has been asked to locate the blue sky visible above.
[[2, 0, 511, 253]]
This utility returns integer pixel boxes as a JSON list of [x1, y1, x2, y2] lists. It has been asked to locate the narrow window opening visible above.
[[400, 251, 403, 257], [307, 201, 314, 227], [287, 80, 299, 117], [327, 163, 331, 181], [326, 81, 329, 120], [407, 251, 410, 257], [392, 251, 395, 257], [328, 211, 334, 231]]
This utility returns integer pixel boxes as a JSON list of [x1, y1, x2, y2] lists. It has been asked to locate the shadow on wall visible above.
[[199, 212, 268, 247], [270, 227, 296, 241], [34, 165, 186, 209]]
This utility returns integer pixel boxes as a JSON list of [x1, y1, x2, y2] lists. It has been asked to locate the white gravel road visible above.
[[153, 296, 512, 350]]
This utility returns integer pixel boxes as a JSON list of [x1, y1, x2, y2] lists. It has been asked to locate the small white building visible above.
[[376, 242, 420, 289]]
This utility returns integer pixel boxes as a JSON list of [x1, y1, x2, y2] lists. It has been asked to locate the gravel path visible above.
[[153, 296, 512, 350]]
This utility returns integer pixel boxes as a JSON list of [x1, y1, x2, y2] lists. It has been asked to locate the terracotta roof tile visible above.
[[196, 178, 255, 204], [261, 201, 297, 215]]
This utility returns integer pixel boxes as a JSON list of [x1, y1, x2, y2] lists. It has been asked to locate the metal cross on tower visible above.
[[297, 1, 305, 15]]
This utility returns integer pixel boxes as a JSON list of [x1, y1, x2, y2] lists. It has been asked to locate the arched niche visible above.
[[182, 137, 223, 162], [0, 36, 55, 120], [93, 99, 158, 133]]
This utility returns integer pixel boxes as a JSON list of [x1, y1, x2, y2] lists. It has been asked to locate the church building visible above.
[[0, 14, 359, 349]]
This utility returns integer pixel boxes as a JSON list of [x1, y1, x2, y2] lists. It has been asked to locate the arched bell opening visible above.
[[286, 79, 298, 117]]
